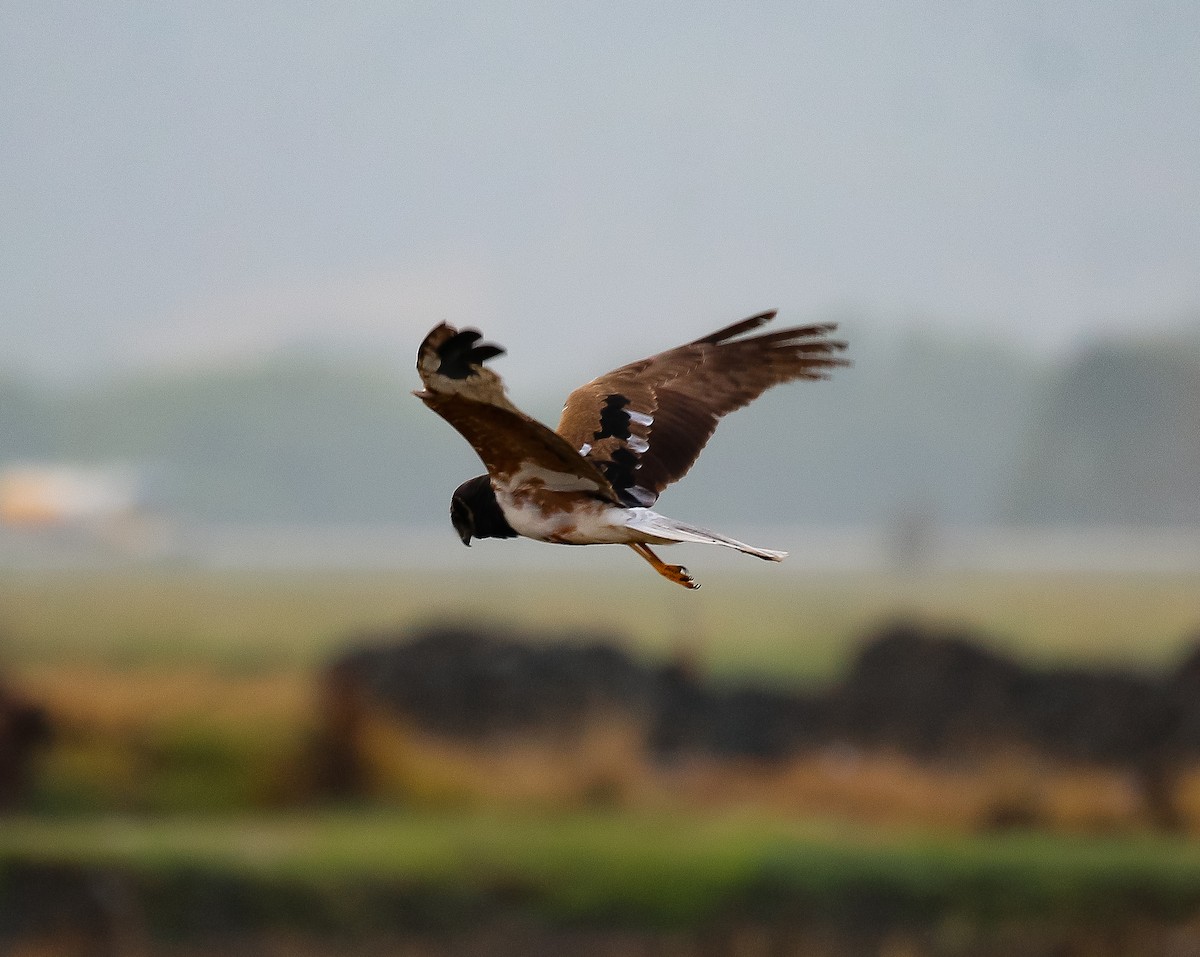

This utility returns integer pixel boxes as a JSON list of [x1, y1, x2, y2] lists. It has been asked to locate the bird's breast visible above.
[[492, 468, 632, 545]]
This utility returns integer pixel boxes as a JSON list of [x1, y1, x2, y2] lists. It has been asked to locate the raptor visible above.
[[414, 311, 847, 589]]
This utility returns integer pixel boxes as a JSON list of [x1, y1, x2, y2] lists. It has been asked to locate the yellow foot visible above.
[[628, 543, 701, 589], [662, 563, 700, 590]]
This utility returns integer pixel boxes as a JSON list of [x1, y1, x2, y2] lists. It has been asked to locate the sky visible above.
[[3, 0, 1199, 389]]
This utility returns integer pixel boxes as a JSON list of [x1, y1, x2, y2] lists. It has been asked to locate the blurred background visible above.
[[3, 2, 1200, 955]]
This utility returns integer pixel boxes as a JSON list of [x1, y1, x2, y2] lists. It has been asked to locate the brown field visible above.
[[4, 568, 1200, 827], [16, 661, 1200, 834]]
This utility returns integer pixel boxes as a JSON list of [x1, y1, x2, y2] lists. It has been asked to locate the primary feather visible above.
[[555, 310, 848, 507]]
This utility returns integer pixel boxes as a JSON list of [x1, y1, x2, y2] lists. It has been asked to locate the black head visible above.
[[450, 474, 518, 546]]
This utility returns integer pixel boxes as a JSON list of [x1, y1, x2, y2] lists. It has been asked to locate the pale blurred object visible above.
[[0, 464, 138, 528], [0, 463, 176, 562]]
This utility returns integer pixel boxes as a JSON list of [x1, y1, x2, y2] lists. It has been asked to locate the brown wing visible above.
[[415, 323, 619, 500], [555, 310, 848, 507]]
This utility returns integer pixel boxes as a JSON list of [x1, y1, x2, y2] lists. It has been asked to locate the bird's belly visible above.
[[494, 488, 633, 545]]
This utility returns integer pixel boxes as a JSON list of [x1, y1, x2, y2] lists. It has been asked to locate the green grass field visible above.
[[4, 567, 1199, 681], [5, 809, 1200, 927]]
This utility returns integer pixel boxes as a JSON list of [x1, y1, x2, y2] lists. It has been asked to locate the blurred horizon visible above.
[[5, 315, 1200, 550]]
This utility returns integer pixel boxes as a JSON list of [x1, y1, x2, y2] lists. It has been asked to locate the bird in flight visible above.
[[414, 311, 847, 589]]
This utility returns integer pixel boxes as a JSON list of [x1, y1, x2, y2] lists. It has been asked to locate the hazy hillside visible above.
[[2, 324, 1197, 528], [1005, 336, 1200, 526], [0, 358, 437, 524]]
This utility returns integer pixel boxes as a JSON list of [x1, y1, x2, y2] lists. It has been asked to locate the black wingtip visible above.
[[436, 328, 506, 379]]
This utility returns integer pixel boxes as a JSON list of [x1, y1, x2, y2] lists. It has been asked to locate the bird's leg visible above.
[[628, 543, 700, 590]]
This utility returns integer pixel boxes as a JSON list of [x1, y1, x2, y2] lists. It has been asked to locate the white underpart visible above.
[[627, 409, 654, 426], [492, 462, 609, 541], [491, 460, 787, 561], [493, 489, 629, 543]]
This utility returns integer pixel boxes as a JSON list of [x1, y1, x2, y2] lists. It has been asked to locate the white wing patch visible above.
[[627, 409, 654, 426], [578, 442, 592, 456], [508, 461, 603, 494]]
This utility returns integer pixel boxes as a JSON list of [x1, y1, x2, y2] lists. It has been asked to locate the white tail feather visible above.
[[624, 509, 788, 562]]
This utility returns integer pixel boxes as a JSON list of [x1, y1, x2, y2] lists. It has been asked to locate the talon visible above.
[[667, 564, 700, 590], [628, 543, 702, 591]]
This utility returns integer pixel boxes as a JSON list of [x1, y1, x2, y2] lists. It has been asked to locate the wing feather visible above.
[[556, 311, 848, 506], [415, 323, 619, 500]]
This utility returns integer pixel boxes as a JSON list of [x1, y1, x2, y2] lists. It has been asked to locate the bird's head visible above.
[[450, 474, 518, 546]]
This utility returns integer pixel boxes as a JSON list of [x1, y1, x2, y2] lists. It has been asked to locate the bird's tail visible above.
[[624, 509, 787, 562]]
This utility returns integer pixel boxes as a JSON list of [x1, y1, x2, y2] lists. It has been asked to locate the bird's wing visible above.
[[415, 323, 619, 500], [555, 310, 848, 507]]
